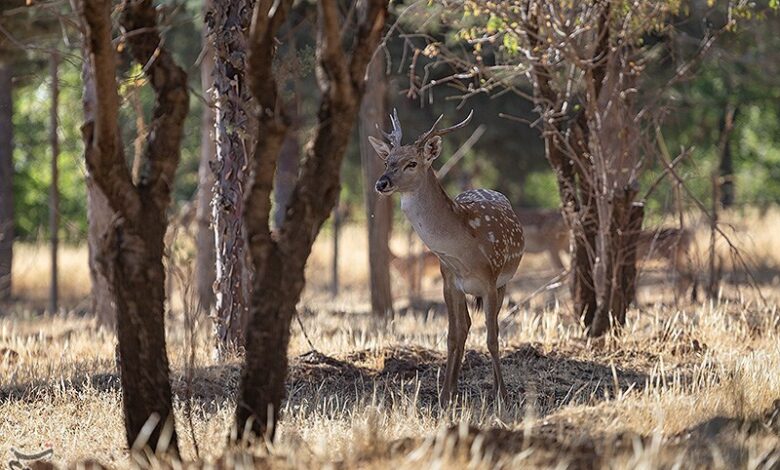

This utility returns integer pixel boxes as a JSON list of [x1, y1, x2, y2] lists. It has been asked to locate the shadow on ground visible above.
[[1, 343, 653, 421], [284, 343, 654, 418], [378, 399, 780, 469]]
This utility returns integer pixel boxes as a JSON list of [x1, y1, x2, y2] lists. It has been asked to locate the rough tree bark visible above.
[[527, 3, 644, 336], [0, 63, 13, 302], [87, 183, 114, 327], [359, 53, 394, 317], [79, 0, 188, 453], [50, 52, 59, 314], [196, 5, 216, 311], [206, 0, 254, 352], [236, 0, 387, 441]]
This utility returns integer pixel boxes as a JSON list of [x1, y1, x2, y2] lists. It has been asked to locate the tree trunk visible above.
[[359, 55, 394, 317], [80, 0, 189, 454], [196, 10, 216, 312], [87, 182, 115, 327], [207, 0, 253, 353], [718, 103, 738, 208], [49, 52, 59, 314], [273, 109, 299, 230], [237, 0, 387, 441], [331, 201, 340, 298], [529, 4, 643, 337], [0, 63, 13, 302]]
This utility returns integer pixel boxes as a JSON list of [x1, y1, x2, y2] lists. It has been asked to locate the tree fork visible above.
[[237, 0, 387, 441], [80, 0, 188, 454]]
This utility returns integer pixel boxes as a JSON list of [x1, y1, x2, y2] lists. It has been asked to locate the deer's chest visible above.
[[400, 198, 459, 253]]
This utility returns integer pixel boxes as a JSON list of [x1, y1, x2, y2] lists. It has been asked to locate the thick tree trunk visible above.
[[196, 15, 216, 312], [237, 0, 387, 441], [0, 63, 13, 301], [572, 199, 599, 330], [80, 0, 188, 454], [207, 0, 253, 353], [49, 52, 59, 314], [87, 182, 115, 327], [590, 189, 644, 336], [359, 55, 394, 317], [529, 4, 644, 338]]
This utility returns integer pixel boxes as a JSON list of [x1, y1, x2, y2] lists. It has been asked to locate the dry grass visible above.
[[2, 209, 780, 468]]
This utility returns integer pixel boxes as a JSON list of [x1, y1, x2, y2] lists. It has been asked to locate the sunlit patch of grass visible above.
[[11, 243, 92, 307], [2, 286, 780, 467], [2, 208, 780, 467]]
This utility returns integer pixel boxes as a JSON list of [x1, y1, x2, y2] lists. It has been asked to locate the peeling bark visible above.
[[206, 0, 254, 353]]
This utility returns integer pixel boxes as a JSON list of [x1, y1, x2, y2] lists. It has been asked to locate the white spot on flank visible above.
[[488, 232, 496, 243], [484, 215, 491, 221], [469, 218, 481, 228]]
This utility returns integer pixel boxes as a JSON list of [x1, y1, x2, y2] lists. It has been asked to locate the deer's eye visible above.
[[404, 162, 417, 170]]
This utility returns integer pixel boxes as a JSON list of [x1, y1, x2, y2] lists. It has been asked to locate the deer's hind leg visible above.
[[485, 285, 507, 400], [440, 265, 470, 406]]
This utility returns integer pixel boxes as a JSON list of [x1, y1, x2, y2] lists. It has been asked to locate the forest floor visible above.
[[2, 209, 780, 468]]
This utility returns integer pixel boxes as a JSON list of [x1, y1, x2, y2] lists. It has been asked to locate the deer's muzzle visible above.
[[375, 175, 393, 194]]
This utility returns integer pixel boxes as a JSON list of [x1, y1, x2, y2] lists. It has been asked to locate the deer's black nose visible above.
[[375, 176, 391, 193]]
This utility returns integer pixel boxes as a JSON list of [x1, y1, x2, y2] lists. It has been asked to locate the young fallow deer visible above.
[[370, 110, 525, 404]]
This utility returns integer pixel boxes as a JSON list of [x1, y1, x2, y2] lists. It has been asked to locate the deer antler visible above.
[[415, 110, 474, 147], [377, 108, 403, 147]]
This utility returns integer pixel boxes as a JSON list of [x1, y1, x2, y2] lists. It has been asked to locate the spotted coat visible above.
[[454, 189, 525, 281]]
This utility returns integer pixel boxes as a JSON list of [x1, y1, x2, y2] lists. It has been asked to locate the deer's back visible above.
[[453, 189, 525, 284]]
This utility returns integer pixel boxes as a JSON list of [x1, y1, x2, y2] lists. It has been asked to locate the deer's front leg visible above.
[[485, 285, 507, 400], [440, 265, 470, 406]]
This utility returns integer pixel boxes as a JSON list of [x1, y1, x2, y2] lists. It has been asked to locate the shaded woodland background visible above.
[[3, 1, 780, 246]]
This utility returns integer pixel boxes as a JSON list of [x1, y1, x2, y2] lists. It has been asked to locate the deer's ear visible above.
[[422, 136, 442, 163], [368, 136, 391, 160]]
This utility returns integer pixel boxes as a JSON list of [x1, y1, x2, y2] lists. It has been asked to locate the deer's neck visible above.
[[400, 168, 462, 252]]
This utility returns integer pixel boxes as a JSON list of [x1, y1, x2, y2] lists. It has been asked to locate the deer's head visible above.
[[371, 109, 473, 195]]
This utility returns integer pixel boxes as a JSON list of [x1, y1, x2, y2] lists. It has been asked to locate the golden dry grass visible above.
[[2, 209, 780, 468]]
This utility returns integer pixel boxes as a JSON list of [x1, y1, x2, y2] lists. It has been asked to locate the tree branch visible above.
[[317, 0, 350, 99], [79, 0, 140, 219], [348, 0, 388, 89], [119, 0, 189, 207]]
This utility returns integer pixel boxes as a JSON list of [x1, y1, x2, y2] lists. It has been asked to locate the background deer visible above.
[[517, 208, 696, 299], [371, 110, 525, 403], [389, 248, 440, 298], [515, 208, 569, 269]]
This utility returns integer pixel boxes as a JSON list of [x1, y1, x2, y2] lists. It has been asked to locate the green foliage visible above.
[[522, 171, 560, 209], [8, 0, 780, 245], [13, 59, 86, 241], [735, 105, 780, 205]]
